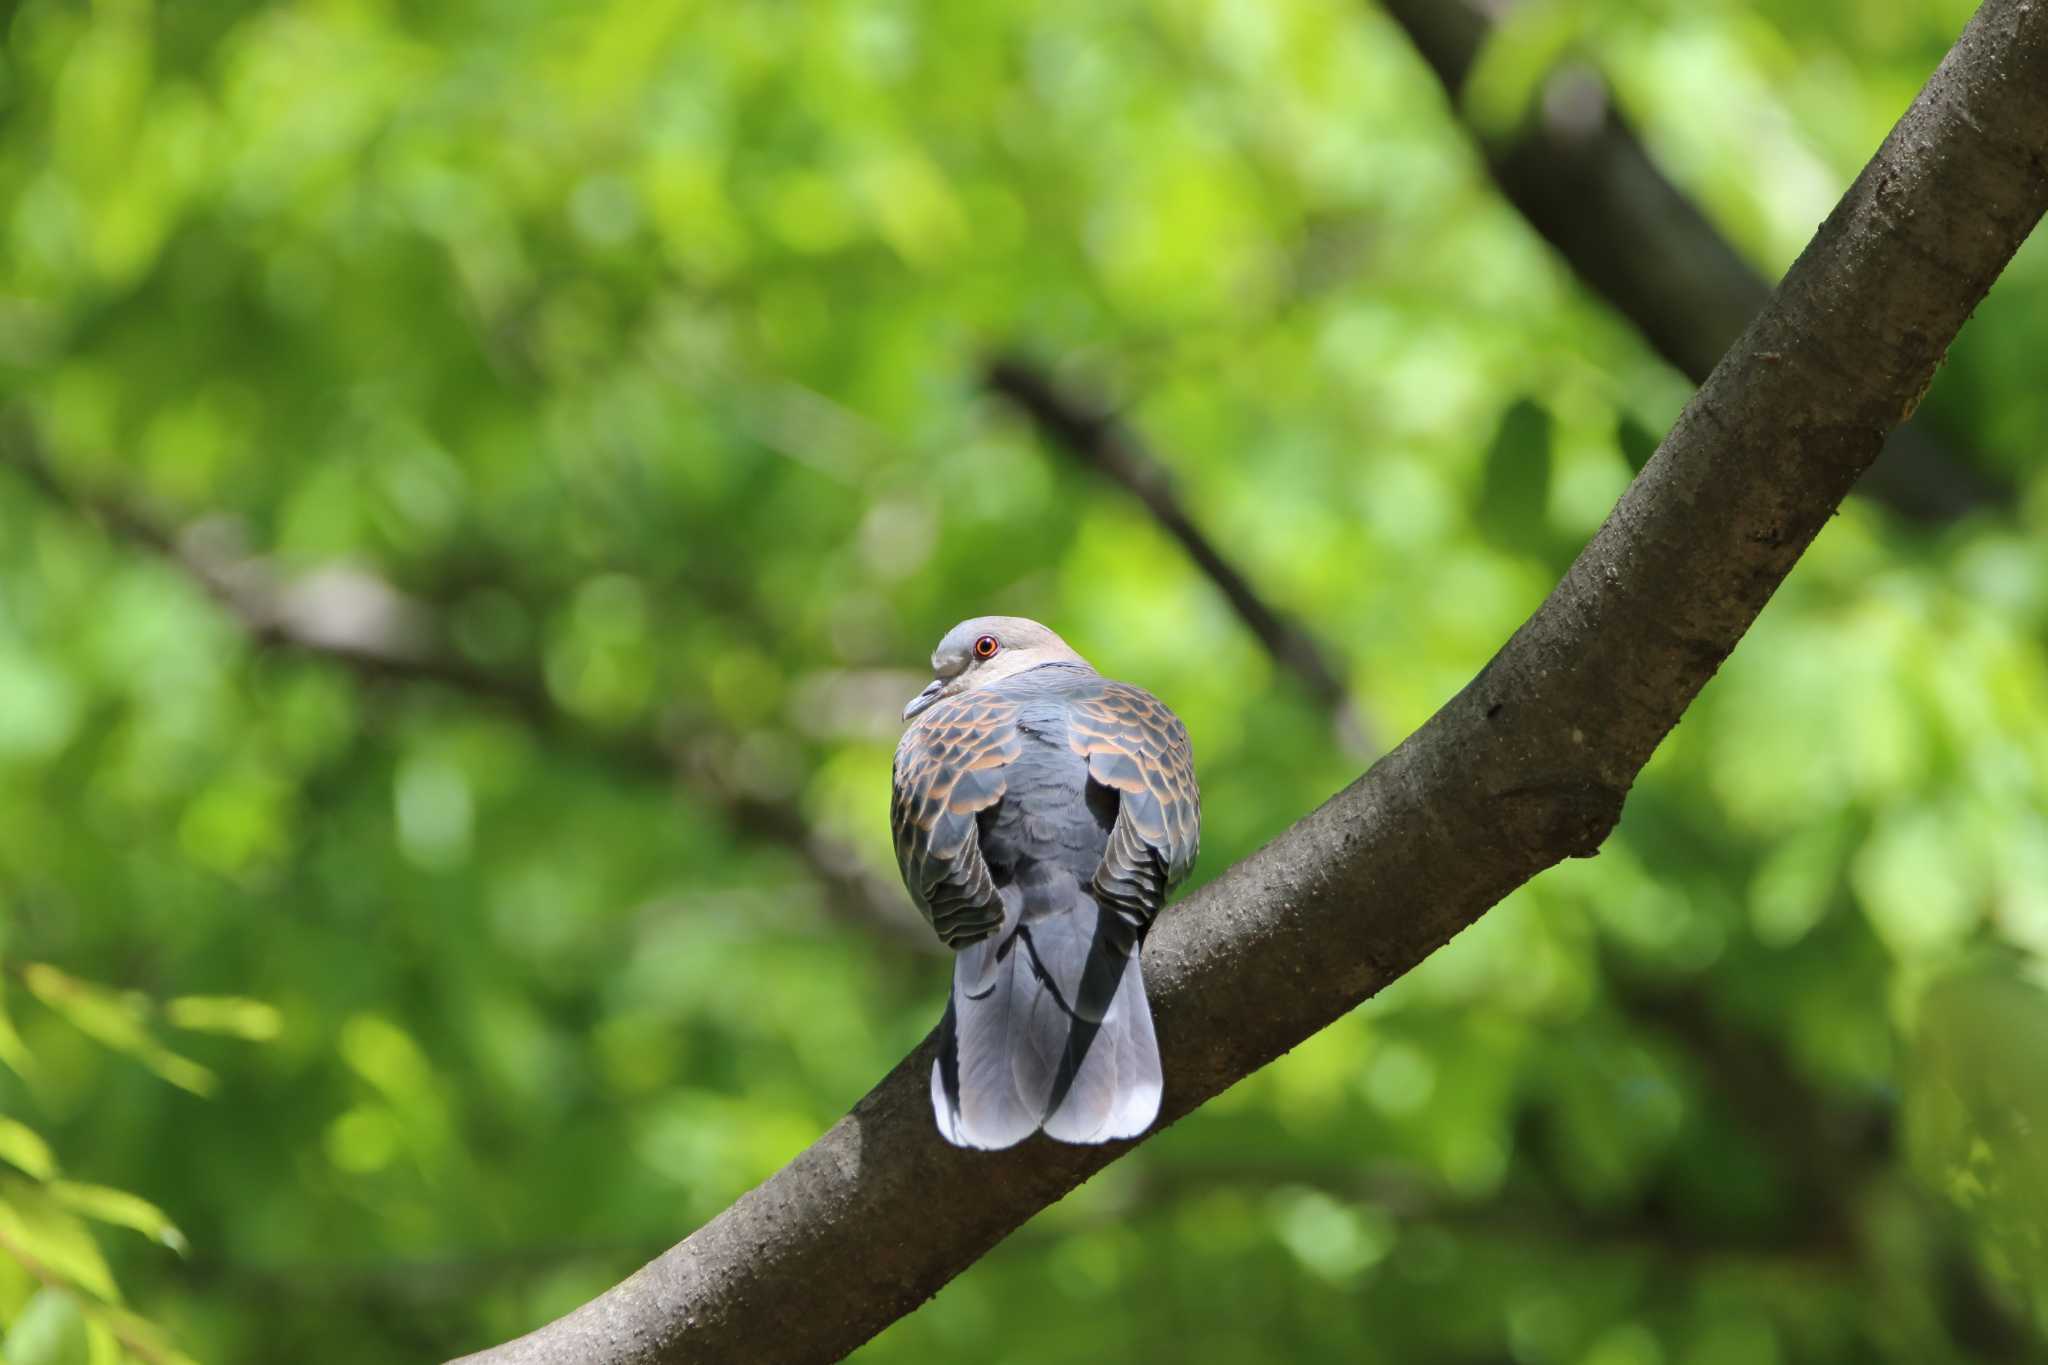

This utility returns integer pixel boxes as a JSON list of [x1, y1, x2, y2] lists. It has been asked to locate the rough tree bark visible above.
[[455, 3, 2048, 1361], [1375, 0, 2016, 522]]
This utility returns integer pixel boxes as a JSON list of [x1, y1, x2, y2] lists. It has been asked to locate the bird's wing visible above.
[[1066, 679, 1200, 933], [891, 692, 1023, 948]]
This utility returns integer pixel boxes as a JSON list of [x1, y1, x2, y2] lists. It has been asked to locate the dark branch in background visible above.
[[448, 4, 2048, 1361], [1374, 0, 2014, 523], [983, 358, 1374, 754], [0, 419, 928, 949], [2, 425, 555, 711], [1603, 964, 1879, 1252]]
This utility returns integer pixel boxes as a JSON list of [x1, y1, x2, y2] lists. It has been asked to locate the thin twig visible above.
[[985, 357, 1373, 754]]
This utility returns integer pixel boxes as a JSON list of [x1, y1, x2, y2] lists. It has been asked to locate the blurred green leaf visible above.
[[46, 1186, 184, 1257], [0, 1124, 55, 1184], [1474, 398, 1558, 564], [76, 1302, 193, 1365], [1905, 966, 2048, 1331], [164, 996, 283, 1043], [1749, 818, 1848, 947], [19, 967, 215, 1098], [0, 1181, 117, 1304], [1617, 414, 1661, 475], [1463, 0, 1589, 136], [0, 653, 82, 765], [2, 1288, 89, 1365], [85, 1317, 123, 1365], [0, 978, 35, 1086]]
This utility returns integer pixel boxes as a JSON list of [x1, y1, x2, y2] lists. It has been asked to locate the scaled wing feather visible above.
[[891, 693, 1024, 948], [1066, 680, 1200, 934]]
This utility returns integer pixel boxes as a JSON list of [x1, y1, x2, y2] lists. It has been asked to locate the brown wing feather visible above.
[[1066, 680, 1199, 933], [891, 692, 1023, 947]]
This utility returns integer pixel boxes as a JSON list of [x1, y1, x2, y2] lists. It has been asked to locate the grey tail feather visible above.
[[931, 875, 1161, 1149]]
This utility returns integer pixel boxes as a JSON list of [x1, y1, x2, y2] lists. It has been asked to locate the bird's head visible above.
[[903, 616, 1089, 720]]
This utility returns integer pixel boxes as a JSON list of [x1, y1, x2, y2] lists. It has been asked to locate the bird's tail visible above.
[[931, 863, 1162, 1150]]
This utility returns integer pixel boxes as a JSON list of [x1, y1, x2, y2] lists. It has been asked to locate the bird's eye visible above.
[[973, 634, 1000, 659]]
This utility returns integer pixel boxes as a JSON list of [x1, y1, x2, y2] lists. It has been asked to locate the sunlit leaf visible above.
[[84, 1315, 122, 1365], [1749, 818, 1849, 947], [2, 1287, 89, 1365], [1463, 0, 1590, 137], [0, 977, 36, 1085], [77, 1301, 198, 1365], [18, 967, 214, 1097], [0, 1182, 117, 1304], [0, 1123, 55, 1183], [0, 653, 82, 764], [46, 1186, 184, 1257], [164, 996, 283, 1042], [18, 968, 147, 1054]]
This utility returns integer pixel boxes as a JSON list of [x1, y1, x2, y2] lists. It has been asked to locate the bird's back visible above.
[[971, 665, 1116, 910]]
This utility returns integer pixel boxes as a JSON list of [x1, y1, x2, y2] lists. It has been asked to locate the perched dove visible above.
[[892, 617, 1199, 1149]]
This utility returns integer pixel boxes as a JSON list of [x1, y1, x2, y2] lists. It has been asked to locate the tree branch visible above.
[[983, 345, 1946, 1307], [989, 350, 2029, 1343], [1374, 0, 2015, 523], [0, 419, 928, 948], [450, 4, 2048, 1358], [983, 356, 1374, 754]]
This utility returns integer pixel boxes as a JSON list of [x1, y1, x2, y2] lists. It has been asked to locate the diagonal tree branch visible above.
[[980, 340, 1893, 1258], [0, 420, 928, 947], [981, 348, 1919, 1286], [983, 356, 1374, 754], [983, 351, 2028, 1339], [452, 3, 2048, 1361], [1374, 0, 2014, 523]]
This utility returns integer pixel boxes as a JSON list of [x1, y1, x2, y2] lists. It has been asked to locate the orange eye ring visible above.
[[972, 634, 1000, 659]]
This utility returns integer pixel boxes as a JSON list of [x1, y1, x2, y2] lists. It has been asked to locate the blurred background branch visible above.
[[0, 415, 929, 948], [985, 356, 1374, 754], [1372, 0, 2011, 523]]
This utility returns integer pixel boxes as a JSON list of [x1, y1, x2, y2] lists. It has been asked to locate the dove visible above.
[[892, 616, 1199, 1149]]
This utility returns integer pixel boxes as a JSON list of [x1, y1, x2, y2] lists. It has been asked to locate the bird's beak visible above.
[[903, 679, 946, 721]]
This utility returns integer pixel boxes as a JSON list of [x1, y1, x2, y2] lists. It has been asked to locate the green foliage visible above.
[[5, 1288, 95, 1365], [0, 963, 230, 1365], [1474, 399, 1575, 572], [20, 968, 215, 1099], [1, 0, 2046, 1361], [1906, 966, 2048, 1334]]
